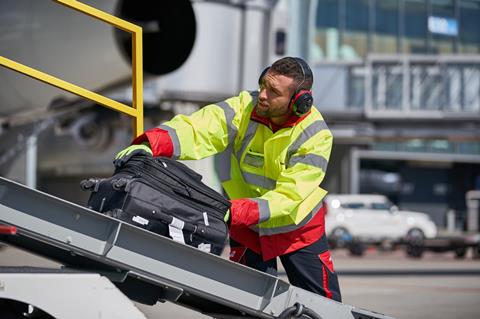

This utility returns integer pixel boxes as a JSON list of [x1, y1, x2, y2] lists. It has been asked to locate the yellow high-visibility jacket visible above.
[[134, 90, 333, 260]]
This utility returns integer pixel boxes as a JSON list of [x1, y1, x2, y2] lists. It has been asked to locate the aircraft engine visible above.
[[0, 0, 196, 117]]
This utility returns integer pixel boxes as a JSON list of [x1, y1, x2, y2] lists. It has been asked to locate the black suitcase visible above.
[[81, 154, 230, 255]]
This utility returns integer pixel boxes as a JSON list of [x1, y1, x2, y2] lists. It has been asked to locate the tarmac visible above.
[[332, 248, 480, 319], [1, 244, 479, 319]]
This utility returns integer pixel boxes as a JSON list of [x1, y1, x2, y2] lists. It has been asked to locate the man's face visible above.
[[257, 70, 295, 121]]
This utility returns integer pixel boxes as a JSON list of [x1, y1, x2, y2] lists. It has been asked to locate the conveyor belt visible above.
[[0, 176, 393, 319]]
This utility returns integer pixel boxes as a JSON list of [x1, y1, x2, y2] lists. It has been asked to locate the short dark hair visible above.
[[270, 57, 313, 90]]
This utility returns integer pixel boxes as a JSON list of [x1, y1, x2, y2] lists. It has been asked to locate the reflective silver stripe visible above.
[[242, 171, 276, 190], [217, 92, 258, 182], [258, 200, 324, 236], [288, 153, 329, 171], [236, 93, 268, 189], [286, 120, 329, 162], [216, 101, 237, 145], [236, 121, 258, 160], [216, 145, 232, 182], [251, 198, 270, 223], [236, 120, 258, 186], [158, 124, 181, 159]]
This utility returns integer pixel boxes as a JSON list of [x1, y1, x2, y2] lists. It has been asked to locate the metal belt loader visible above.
[[0, 176, 393, 319]]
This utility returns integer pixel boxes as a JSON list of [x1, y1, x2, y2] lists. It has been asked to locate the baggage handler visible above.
[[115, 57, 342, 301]]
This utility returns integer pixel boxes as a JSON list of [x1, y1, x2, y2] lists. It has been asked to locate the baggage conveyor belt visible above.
[[0, 176, 393, 319]]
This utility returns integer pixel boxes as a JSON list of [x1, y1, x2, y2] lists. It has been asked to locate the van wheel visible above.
[[405, 228, 425, 258], [329, 227, 351, 249], [405, 228, 425, 244], [454, 247, 467, 259], [406, 244, 424, 258], [348, 240, 366, 256]]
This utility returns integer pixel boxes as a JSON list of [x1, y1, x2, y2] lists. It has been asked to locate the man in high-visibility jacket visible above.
[[115, 57, 341, 302]]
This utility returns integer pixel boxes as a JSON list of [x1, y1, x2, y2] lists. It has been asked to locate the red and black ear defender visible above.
[[258, 57, 314, 116]]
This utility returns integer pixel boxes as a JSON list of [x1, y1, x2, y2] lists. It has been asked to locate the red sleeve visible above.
[[132, 128, 173, 157], [229, 198, 260, 227], [229, 226, 261, 254], [228, 198, 262, 254]]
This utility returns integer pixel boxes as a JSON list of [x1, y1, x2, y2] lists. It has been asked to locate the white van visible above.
[[324, 194, 437, 255]]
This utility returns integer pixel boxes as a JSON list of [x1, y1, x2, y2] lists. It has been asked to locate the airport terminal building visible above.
[[307, 0, 480, 227]]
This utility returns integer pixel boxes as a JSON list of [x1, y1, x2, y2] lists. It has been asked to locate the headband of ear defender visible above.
[[258, 57, 314, 116]]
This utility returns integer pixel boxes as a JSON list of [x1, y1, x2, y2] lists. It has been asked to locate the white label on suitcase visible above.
[[203, 212, 209, 226], [198, 243, 211, 253], [169, 217, 185, 244], [132, 215, 149, 226]]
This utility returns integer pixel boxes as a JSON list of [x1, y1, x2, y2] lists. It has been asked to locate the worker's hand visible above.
[[114, 142, 152, 168]]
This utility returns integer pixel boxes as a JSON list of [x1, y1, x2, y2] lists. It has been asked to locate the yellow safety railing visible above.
[[0, 0, 143, 137]]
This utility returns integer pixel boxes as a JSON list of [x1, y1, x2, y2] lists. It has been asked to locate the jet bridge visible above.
[[0, 176, 393, 319]]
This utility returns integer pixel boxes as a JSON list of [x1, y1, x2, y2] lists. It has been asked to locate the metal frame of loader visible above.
[[0, 176, 393, 319]]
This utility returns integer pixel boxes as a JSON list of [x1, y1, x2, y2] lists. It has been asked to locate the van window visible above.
[[371, 202, 391, 210], [341, 202, 365, 209]]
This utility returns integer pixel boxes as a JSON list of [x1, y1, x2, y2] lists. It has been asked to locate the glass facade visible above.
[[459, 0, 480, 53], [430, 0, 456, 53], [315, 0, 339, 59], [344, 0, 369, 58], [403, 0, 429, 53], [373, 0, 400, 53], [314, 0, 480, 61]]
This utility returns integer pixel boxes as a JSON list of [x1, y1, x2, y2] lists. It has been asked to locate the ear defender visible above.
[[290, 57, 313, 116], [290, 89, 313, 116]]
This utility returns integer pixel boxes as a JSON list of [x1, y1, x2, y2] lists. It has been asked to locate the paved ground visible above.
[[1, 244, 479, 319], [333, 249, 480, 319]]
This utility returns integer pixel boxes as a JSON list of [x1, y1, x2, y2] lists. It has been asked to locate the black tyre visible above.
[[406, 242, 424, 258], [329, 227, 352, 249], [405, 228, 425, 258], [348, 240, 366, 256], [454, 247, 467, 259], [405, 228, 425, 244]]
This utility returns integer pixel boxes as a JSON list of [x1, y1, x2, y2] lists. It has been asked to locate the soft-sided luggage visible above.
[[81, 154, 230, 255]]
